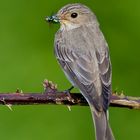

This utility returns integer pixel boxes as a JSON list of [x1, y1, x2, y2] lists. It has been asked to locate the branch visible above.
[[0, 80, 139, 109]]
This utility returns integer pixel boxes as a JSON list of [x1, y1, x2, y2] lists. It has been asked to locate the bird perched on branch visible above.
[[46, 3, 115, 140]]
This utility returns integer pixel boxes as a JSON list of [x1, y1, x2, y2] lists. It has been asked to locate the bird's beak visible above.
[[45, 14, 60, 24]]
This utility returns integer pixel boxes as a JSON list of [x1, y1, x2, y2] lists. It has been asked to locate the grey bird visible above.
[[46, 3, 115, 140]]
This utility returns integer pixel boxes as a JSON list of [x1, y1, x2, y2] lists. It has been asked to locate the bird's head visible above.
[[46, 3, 98, 30]]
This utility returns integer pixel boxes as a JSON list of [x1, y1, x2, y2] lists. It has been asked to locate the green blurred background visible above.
[[0, 0, 139, 140]]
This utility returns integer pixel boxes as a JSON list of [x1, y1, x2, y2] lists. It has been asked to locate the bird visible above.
[[46, 3, 115, 140]]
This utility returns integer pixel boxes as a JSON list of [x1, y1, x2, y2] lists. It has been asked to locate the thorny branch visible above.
[[0, 80, 140, 109]]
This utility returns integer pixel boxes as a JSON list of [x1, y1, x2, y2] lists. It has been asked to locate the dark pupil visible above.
[[71, 13, 78, 18]]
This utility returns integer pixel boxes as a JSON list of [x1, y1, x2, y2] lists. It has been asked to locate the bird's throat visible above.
[[60, 21, 81, 31]]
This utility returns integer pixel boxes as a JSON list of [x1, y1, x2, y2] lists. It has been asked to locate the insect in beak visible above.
[[45, 14, 60, 24]]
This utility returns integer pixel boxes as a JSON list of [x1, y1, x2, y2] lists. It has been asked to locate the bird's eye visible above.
[[71, 13, 78, 18]]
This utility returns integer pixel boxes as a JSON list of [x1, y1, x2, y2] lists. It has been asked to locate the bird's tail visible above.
[[90, 108, 115, 140]]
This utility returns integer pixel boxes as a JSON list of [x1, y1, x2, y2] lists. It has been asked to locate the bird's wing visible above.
[[96, 46, 112, 111], [55, 28, 111, 112]]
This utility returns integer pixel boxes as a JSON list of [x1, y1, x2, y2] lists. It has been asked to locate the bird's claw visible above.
[[64, 86, 74, 103]]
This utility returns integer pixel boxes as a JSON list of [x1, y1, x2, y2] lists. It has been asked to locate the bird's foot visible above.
[[64, 86, 74, 103]]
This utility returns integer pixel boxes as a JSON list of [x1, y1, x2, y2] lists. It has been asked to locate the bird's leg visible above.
[[64, 86, 74, 93], [63, 86, 75, 111], [64, 86, 74, 103]]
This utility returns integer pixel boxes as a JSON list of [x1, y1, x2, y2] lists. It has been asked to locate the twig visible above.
[[0, 80, 139, 109], [0, 92, 140, 109]]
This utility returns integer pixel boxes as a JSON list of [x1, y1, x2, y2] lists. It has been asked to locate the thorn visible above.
[[1, 97, 5, 104], [67, 105, 71, 111], [15, 88, 23, 94], [120, 90, 124, 96], [44, 79, 48, 83], [55, 84, 57, 89], [44, 79, 49, 84], [114, 87, 118, 95], [16, 88, 20, 93], [48, 81, 52, 84], [6, 104, 13, 111], [55, 98, 62, 105], [43, 79, 58, 93], [43, 79, 49, 87], [114, 91, 118, 95], [0, 98, 13, 111], [50, 84, 55, 89]]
